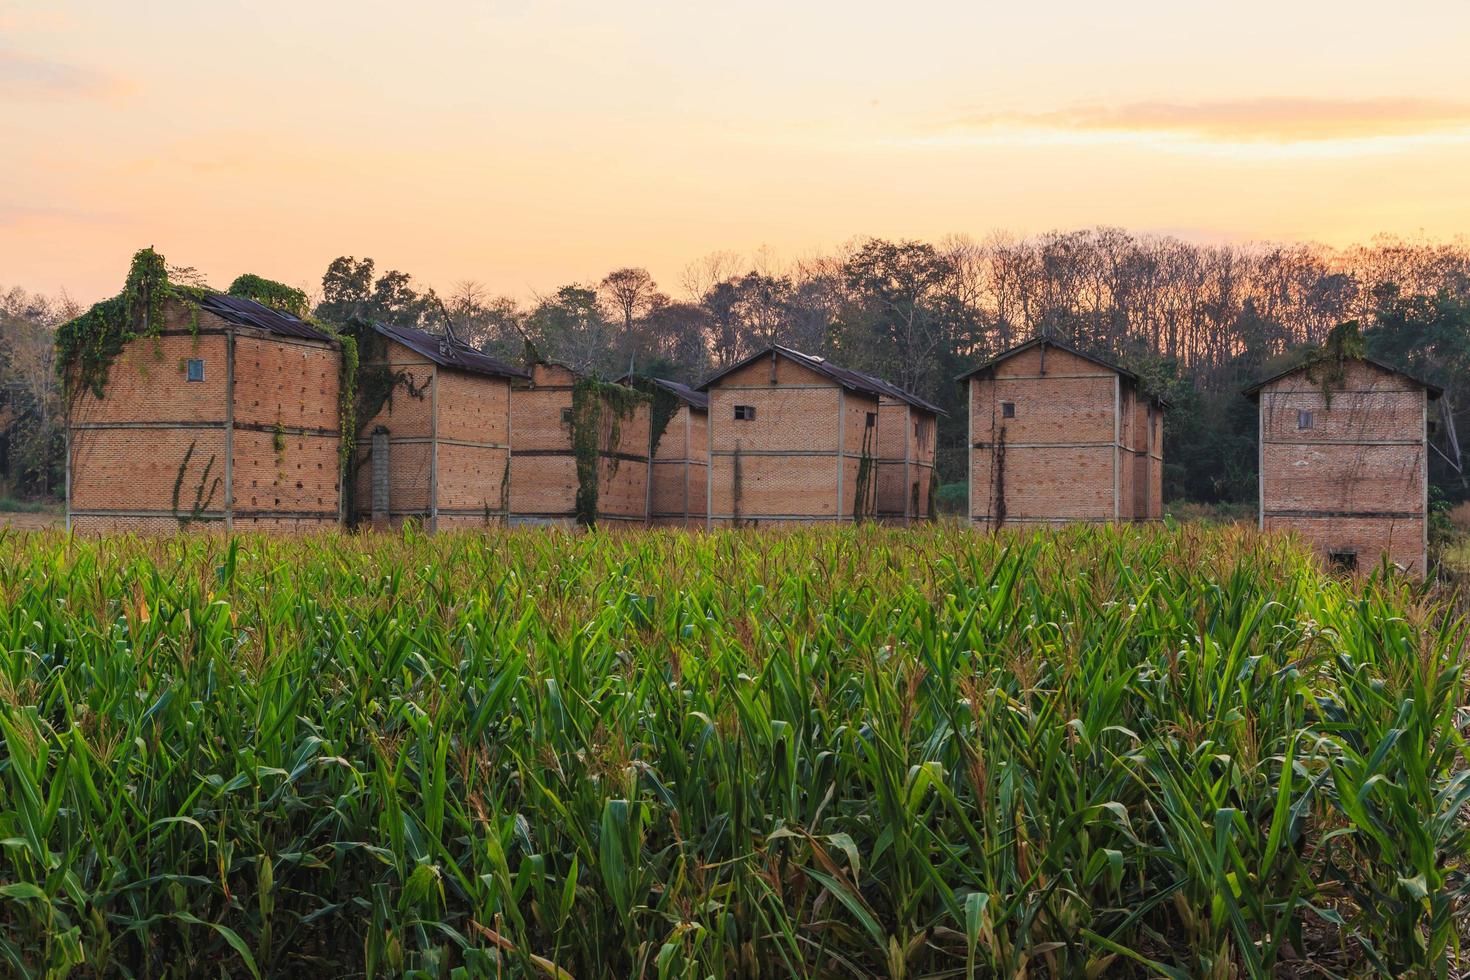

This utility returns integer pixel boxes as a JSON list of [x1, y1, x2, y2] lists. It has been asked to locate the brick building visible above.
[[643, 378, 708, 527], [702, 346, 913, 527], [67, 293, 343, 533], [1245, 356, 1439, 573], [858, 371, 944, 524], [962, 337, 1164, 528], [350, 321, 528, 530], [509, 362, 651, 526]]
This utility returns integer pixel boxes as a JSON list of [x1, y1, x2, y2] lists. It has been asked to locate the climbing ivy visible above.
[[54, 247, 205, 400], [570, 377, 648, 527], [1302, 320, 1368, 409], [227, 274, 309, 318], [339, 322, 428, 525], [624, 376, 682, 458]]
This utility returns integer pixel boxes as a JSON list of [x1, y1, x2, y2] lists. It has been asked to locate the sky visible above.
[[3, 1, 1469, 306]]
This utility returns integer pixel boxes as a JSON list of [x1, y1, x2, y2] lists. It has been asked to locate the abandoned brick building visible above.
[[642, 378, 708, 527], [509, 361, 651, 526], [67, 292, 343, 533], [1246, 356, 1439, 573], [962, 337, 1164, 529], [861, 372, 944, 524], [350, 321, 528, 530], [701, 346, 931, 527]]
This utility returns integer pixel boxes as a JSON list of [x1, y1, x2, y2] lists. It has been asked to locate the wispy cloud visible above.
[[924, 97, 1470, 155], [0, 49, 129, 100]]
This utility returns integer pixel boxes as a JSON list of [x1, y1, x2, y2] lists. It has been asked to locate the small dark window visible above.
[[734, 405, 755, 421], [865, 412, 877, 429], [1328, 550, 1358, 571], [1001, 401, 1016, 419], [561, 407, 573, 424], [1298, 410, 1313, 430], [186, 358, 205, 382]]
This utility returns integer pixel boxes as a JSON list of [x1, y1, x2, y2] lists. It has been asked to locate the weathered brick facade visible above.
[[349, 322, 525, 531], [1248, 358, 1436, 573], [871, 394, 942, 524], [509, 362, 651, 527], [964, 338, 1164, 528], [703, 346, 926, 527], [645, 379, 708, 527], [68, 295, 343, 534]]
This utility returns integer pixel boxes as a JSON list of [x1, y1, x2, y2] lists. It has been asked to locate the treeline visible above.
[[5, 229, 1469, 503]]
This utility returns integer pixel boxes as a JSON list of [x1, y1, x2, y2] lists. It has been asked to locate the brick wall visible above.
[[1258, 360, 1427, 572], [650, 405, 709, 526], [874, 401, 939, 523], [68, 298, 342, 533], [968, 344, 1161, 528], [707, 354, 879, 526], [509, 364, 650, 524]]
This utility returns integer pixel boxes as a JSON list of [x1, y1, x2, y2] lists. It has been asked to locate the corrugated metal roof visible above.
[[651, 377, 709, 410], [369, 321, 530, 380], [199, 293, 336, 342], [699, 345, 942, 414]]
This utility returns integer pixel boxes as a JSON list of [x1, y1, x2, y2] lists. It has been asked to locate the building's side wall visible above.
[[912, 409, 938, 522], [874, 399, 912, 522], [597, 399, 651, 524], [69, 320, 231, 532], [650, 405, 710, 526], [509, 364, 649, 526], [1259, 361, 1427, 572], [352, 338, 436, 526], [231, 331, 341, 531], [434, 368, 511, 526], [708, 356, 845, 526], [509, 363, 576, 524], [969, 345, 1120, 527]]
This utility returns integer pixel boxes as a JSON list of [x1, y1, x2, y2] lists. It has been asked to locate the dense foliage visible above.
[[0, 525, 1465, 977]]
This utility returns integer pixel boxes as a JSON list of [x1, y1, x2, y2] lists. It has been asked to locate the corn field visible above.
[[0, 524, 1467, 978]]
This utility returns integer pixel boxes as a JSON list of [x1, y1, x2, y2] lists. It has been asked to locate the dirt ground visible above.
[[0, 510, 64, 531]]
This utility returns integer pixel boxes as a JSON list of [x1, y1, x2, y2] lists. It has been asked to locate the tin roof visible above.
[[199, 292, 335, 343], [645, 377, 709, 410], [367, 321, 530, 380], [699, 345, 943, 415], [1242, 354, 1443, 400]]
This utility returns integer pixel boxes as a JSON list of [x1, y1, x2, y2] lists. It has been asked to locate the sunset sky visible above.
[[4, 1, 1469, 305]]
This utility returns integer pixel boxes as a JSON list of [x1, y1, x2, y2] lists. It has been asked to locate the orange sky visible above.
[[4, 1, 1469, 305]]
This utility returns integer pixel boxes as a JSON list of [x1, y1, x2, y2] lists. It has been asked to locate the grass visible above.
[[0, 497, 55, 514], [0, 523, 1466, 977]]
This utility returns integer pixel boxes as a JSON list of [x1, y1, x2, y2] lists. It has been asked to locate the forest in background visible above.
[[5, 228, 1469, 507]]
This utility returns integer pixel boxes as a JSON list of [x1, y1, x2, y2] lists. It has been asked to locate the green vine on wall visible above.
[[340, 322, 428, 525], [1302, 320, 1367, 410], [170, 440, 221, 528], [570, 377, 648, 527], [228, 274, 309, 318], [625, 377, 681, 460], [55, 247, 204, 401]]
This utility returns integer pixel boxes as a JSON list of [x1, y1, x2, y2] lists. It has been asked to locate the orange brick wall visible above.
[[1258, 361, 1427, 572], [509, 364, 650, 525], [707, 355, 879, 526], [875, 400, 939, 523], [650, 405, 709, 526], [968, 345, 1161, 528], [68, 298, 342, 533]]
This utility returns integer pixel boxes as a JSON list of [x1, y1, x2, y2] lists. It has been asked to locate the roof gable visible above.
[[1243, 354, 1442, 400], [698, 345, 942, 414]]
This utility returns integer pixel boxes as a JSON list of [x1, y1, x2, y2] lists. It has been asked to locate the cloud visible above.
[[939, 97, 1470, 146], [0, 49, 129, 100]]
